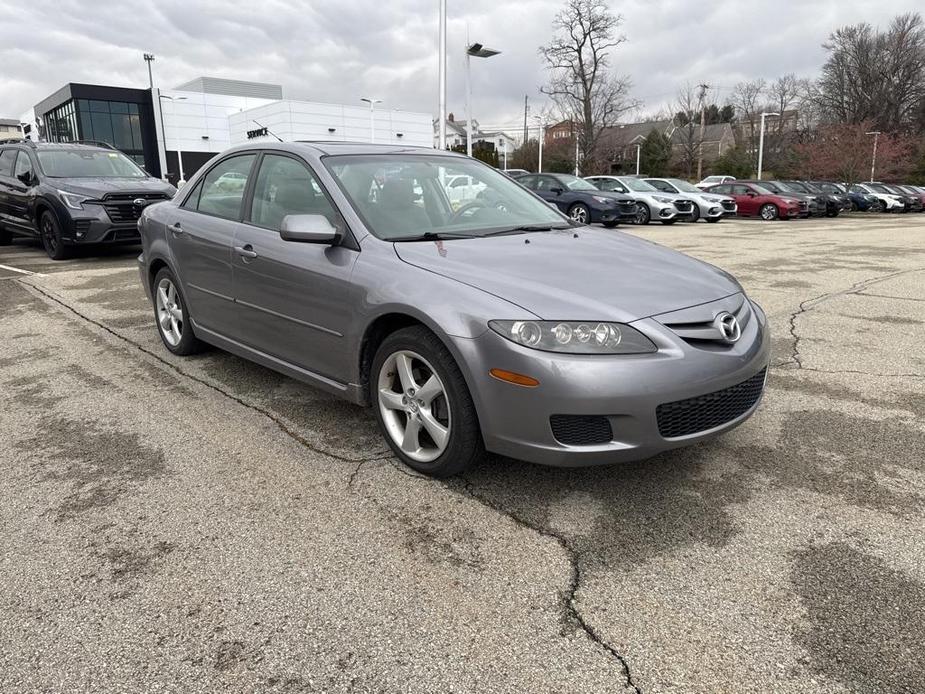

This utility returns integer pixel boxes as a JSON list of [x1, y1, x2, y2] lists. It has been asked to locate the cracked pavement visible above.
[[1, 213, 923, 693]]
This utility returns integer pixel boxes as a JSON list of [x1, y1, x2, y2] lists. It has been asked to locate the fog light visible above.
[[490, 368, 540, 387]]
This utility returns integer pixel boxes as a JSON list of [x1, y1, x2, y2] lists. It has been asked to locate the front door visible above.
[[731, 184, 757, 215], [8, 151, 38, 232], [232, 152, 360, 384], [167, 152, 257, 337]]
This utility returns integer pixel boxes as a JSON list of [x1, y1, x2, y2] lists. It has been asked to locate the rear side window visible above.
[[190, 154, 256, 220], [14, 152, 34, 180], [0, 149, 16, 176]]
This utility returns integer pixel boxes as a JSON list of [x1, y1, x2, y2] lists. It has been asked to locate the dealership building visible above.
[[25, 77, 434, 184]]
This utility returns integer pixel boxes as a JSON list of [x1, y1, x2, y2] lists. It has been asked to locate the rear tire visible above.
[[152, 267, 204, 356], [40, 211, 72, 260], [372, 326, 483, 478]]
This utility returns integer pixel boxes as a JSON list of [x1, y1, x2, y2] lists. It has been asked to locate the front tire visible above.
[[372, 326, 483, 477], [689, 205, 700, 222], [40, 211, 72, 260], [152, 268, 204, 356], [635, 203, 651, 225], [759, 203, 779, 221], [568, 203, 590, 225], [0, 226, 12, 246], [660, 219, 677, 225], [706, 217, 720, 223], [602, 221, 618, 229]]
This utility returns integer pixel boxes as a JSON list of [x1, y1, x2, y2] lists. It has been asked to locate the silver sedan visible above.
[[138, 142, 770, 477], [645, 177, 737, 222]]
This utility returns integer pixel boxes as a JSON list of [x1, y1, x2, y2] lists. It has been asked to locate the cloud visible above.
[[1, 0, 922, 130]]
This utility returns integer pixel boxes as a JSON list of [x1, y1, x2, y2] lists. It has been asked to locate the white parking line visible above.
[[0, 263, 45, 277]]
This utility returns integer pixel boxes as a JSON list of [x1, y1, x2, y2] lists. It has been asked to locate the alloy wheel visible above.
[[377, 350, 451, 463], [41, 217, 59, 255], [155, 278, 184, 347], [760, 204, 778, 220], [569, 205, 589, 224], [635, 204, 650, 225]]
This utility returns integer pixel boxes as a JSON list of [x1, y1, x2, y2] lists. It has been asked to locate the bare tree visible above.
[[814, 13, 925, 131], [731, 78, 766, 153], [671, 83, 703, 177], [539, 0, 638, 173]]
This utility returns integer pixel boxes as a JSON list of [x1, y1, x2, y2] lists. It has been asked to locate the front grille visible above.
[[674, 201, 693, 212], [656, 368, 767, 438], [550, 415, 613, 446], [102, 192, 170, 225], [798, 201, 809, 211], [721, 200, 736, 211]]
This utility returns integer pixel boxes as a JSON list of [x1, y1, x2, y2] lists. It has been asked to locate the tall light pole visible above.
[[756, 111, 779, 179], [534, 118, 545, 173], [361, 98, 382, 143], [437, 0, 447, 150], [635, 143, 642, 175], [866, 131, 881, 182], [465, 42, 500, 157], [143, 53, 155, 89]]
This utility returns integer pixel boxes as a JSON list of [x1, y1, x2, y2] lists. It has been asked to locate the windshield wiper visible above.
[[481, 224, 574, 236], [392, 231, 478, 242]]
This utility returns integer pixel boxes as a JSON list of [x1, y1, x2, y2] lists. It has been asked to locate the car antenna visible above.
[[252, 120, 283, 143]]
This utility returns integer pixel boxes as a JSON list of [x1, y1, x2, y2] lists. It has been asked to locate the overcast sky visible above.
[[2, 0, 922, 131]]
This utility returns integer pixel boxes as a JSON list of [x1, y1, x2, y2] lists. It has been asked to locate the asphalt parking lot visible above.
[[1, 213, 923, 694]]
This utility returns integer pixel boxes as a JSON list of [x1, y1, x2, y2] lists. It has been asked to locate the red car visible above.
[[704, 182, 803, 220]]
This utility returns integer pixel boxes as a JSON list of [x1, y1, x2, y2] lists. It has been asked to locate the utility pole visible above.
[[696, 83, 709, 181], [866, 131, 881, 182], [437, 0, 446, 150], [522, 95, 528, 151]]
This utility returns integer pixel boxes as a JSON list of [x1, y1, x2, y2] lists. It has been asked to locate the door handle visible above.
[[234, 245, 259, 259], [167, 222, 184, 236]]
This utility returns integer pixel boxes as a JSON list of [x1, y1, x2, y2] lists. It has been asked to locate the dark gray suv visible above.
[[138, 142, 769, 477], [0, 139, 176, 259]]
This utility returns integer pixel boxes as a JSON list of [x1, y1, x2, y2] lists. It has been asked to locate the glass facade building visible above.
[[35, 84, 160, 176]]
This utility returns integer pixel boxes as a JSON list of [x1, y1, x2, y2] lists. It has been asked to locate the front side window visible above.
[[249, 154, 340, 230], [556, 174, 597, 191], [324, 154, 567, 241], [648, 180, 675, 193], [595, 178, 626, 193], [36, 149, 146, 178], [669, 179, 701, 193], [193, 154, 256, 220]]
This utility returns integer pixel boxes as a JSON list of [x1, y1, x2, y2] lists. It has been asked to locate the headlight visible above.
[[591, 195, 613, 205], [489, 320, 657, 354], [653, 196, 675, 204], [57, 189, 90, 210]]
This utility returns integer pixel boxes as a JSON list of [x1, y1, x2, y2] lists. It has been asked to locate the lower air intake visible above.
[[550, 415, 613, 446]]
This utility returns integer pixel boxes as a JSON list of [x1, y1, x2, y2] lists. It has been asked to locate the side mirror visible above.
[[746, 191, 757, 197], [550, 187, 564, 195], [17, 171, 35, 186], [279, 214, 340, 244]]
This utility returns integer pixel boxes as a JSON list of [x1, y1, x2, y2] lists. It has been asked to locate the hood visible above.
[[53, 177, 177, 198], [393, 228, 741, 322], [699, 192, 733, 203]]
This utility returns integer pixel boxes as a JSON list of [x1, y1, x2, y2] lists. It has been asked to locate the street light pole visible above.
[[361, 98, 382, 143], [535, 120, 545, 173], [756, 111, 779, 180], [143, 53, 155, 89], [635, 143, 642, 176], [437, 0, 447, 150], [465, 42, 501, 158], [866, 131, 881, 182], [157, 94, 186, 184]]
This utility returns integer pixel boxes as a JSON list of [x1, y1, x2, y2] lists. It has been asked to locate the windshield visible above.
[[869, 184, 891, 194], [621, 177, 658, 192], [819, 182, 845, 193], [668, 179, 700, 193], [323, 154, 569, 240], [37, 149, 147, 178], [761, 181, 785, 193], [751, 184, 774, 195], [556, 174, 597, 191]]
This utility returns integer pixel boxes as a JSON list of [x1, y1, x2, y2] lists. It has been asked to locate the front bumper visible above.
[[591, 203, 638, 223], [63, 203, 141, 245], [453, 299, 771, 467]]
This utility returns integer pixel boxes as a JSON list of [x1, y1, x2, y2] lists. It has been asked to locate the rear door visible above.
[[232, 152, 360, 383], [0, 148, 17, 229], [167, 152, 256, 337], [8, 150, 38, 231]]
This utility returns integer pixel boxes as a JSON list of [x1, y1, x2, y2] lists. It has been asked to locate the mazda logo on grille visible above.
[[133, 198, 148, 207], [715, 312, 741, 343]]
